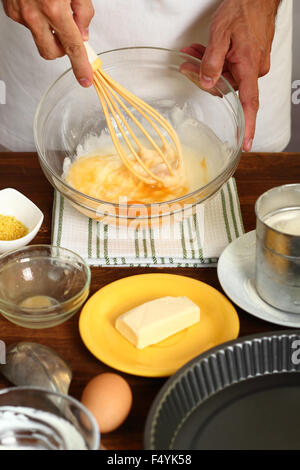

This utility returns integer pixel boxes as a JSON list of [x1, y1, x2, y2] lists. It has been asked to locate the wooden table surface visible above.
[[0, 151, 300, 450]]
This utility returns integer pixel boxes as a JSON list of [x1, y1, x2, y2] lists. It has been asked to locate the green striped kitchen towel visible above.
[[51, 178, 244, 267]]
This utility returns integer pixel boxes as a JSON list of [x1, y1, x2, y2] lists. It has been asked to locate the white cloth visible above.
[[51, 178, 244, 267], [0, 0, 293, 152]]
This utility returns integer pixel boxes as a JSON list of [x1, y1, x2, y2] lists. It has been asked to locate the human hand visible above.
[[2, 0, 95, 87], [181, 0, 281, 152]]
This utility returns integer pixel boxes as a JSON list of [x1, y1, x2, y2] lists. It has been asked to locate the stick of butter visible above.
[[115, 296, 200, 349]]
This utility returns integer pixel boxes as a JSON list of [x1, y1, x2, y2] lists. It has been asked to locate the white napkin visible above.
[[51, 178, 244, 267]]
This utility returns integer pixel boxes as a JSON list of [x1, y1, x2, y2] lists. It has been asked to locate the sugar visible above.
[[0, 406, 87, 450]]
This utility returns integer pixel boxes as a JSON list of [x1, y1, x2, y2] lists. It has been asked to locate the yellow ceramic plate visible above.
[[79, 273, 240, 377]]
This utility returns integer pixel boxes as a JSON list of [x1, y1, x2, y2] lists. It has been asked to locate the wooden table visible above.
[[0, 151, 299, 450]]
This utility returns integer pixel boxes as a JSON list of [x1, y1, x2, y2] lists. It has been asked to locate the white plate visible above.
[[217, 230, 300, 328]]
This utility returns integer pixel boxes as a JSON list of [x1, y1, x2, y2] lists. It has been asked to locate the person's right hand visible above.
[[180, 0, 280, 152], [2, 0, 95, 87]]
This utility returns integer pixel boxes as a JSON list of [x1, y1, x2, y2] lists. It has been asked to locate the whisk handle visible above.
[[84, 42, 102, 70]]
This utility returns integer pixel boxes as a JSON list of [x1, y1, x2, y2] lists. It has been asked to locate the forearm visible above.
[[270, 0, 282, 17], [273, 0, 281, 10], [232, 0, 281, 17]]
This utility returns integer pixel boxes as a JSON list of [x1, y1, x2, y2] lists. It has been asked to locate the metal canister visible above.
[[255, 184, 300, 313]]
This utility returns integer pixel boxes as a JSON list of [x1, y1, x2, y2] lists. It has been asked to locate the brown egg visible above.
[[81, 373, 132, 434]]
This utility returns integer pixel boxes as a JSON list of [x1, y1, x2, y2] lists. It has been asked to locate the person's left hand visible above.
[[181, 0, 281, 152]]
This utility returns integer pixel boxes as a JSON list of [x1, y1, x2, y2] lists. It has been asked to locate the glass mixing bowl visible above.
[[34, 47, 244, 228]]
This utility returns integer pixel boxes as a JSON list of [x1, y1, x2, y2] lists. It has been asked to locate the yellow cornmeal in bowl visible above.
[[0, 215, 28, 241]]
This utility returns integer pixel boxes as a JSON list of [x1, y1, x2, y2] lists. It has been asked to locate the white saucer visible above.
[[217, 230, 300, 328]]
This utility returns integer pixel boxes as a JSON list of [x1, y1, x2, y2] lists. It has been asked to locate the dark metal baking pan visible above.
[[144, 330, 300, 450]]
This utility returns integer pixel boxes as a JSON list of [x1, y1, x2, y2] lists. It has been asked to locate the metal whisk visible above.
[[84, 43, 182, 186]]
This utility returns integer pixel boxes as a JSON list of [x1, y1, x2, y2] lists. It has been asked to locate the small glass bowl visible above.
[[0, 245, 91, 328], [0, 386, 100, 450]]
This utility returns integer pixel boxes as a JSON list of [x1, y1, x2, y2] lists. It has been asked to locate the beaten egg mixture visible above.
[[63, 103, 231, 205], [64, 143, 208, 204]]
